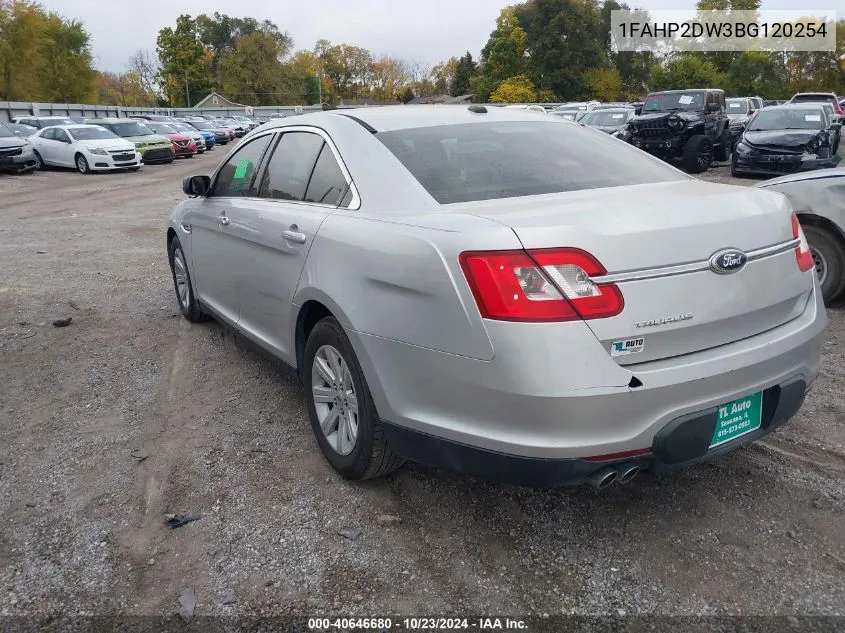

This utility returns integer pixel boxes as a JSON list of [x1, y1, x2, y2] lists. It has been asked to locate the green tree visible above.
[[515, 0, 608, 100], [723, 51, 784, 99], [473, 7, 529, 103], [430, 56, 458, 94], [651, 54, 721, 91], [584, 67, 622, 100], [156, 14, 213, 106], [0, 0, 46, 100], [38, 12, 95, 102], [315, 40, 373, 100], [451, 51, 477, 96], [490, 74, 536, 102], [219, 31, 294, 105]]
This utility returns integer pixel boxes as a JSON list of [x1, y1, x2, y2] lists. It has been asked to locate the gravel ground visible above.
[[0, 150, 843, 627]]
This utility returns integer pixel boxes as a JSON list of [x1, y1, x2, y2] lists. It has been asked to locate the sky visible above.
[[43, 0, 842, 73]]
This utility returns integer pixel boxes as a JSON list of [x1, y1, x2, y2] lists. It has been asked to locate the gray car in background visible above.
[[0, 121, 37, 173], [167, 106, 826, 489], [757, 168, 845, 302]]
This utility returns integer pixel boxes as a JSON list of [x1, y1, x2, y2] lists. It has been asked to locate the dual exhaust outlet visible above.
[[586, 463, 641, 490]]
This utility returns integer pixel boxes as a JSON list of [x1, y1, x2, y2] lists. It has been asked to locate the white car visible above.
[[504, 104, 548, 113], [28, 124, 142, 174]]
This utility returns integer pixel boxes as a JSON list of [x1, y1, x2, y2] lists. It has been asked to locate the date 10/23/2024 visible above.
[[307, 617, 529, 631]]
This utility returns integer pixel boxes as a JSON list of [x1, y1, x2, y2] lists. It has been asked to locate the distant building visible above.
[[193, 92, 247, 109]]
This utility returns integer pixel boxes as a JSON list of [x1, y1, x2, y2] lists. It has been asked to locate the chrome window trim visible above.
[[208, 126, 360, 211]]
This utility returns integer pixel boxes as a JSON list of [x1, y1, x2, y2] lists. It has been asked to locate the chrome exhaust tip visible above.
[[617, 464, 640, 484], [587, 468, 618, 490]]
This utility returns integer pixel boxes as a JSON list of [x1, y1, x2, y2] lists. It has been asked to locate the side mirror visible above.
[[182, 175, 211, 197]]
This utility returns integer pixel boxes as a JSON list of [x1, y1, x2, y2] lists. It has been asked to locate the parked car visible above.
[[785, 101, 841, 153], [504, 104, 547, 113], [757, 168, 845, 303], [230, 115, 260, 130], [732, 105, 841, 177], [726, 97, 757, 147], [167, 105, 825, 489], [128, 114, 175, 122], [0, 121, 37, 174], [12, 115, 75, 129], [186, 120, 230, 145], [85, 118, 175, 164], [169, 122, 215, 151], [27, 124, 141, 174], [144, 122, 200, 157], [215, 117, 247, 137], [626, 89, 732, 173], [789, 92, 843, 117], [6, 123, 37, 137], [578, 107, 635, 137], [550, 108, 588, 121], [747, 96, 764, 111]]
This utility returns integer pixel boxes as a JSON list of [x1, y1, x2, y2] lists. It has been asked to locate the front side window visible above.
[[211, 134, 273, 197], [40, 128, 55, 140], [258, 132, 324, 201], [378, 121, 687, 204], [54, 129, 71, 143]]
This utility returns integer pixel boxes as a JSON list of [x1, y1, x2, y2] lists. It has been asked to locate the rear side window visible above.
[[304, 145, 348, 205], [212, 134, 273, 197], [258, 132, 323, 201], [377, 121, 687, 204]]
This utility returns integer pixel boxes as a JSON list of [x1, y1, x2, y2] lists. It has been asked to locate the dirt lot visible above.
[[0, 150, 843, 626]]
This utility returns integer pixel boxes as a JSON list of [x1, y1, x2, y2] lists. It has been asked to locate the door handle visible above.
[[218, 216, 230, 226], [282, 230, 307, 244]]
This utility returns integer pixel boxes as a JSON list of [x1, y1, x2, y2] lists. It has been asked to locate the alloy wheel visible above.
[[697, 145, 713, 170], [172, 246, 190, 308], [311, 344, 358, 456], [811, 245, 828, 287], [76, 155, 88, 174]]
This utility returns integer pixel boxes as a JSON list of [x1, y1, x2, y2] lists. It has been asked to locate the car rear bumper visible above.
[[349, 283, 826, 484]]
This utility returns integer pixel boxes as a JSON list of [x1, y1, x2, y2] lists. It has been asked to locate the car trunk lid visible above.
[[460, 180, 812, 364]]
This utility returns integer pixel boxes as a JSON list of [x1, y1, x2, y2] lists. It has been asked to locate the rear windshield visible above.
[[377, 121, 686, 204], [792, 94, 834, 104]]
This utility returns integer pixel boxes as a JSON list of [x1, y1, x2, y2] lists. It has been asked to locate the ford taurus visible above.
[[167, 106, 826, 489]]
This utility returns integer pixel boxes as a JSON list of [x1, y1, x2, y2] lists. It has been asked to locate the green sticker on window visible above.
[[233, 158, 250, 180]]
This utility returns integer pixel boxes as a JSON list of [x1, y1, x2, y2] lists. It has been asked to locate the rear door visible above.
[[185, 132, 275, 324], [235, 128, 353, 364]]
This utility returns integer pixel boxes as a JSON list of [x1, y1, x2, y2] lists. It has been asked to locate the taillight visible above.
[[791, 213, 814, 273], [459, 248, 623, 322]]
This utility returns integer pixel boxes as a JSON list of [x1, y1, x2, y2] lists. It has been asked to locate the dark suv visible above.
[[625, 89, 732, 174]]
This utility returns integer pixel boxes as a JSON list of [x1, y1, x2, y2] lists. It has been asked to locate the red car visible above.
[[146, 123, 197, 158], [214, 124, 236, 141]]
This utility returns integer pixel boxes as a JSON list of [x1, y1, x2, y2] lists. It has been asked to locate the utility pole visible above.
[[317, 69, 322, 105], [184, 70, 191, 108]]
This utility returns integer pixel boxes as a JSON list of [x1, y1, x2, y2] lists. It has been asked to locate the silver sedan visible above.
[[167, 106, 826, 489]]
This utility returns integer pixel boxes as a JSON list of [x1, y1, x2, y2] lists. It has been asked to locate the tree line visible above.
[[1, 0, 844, 108]]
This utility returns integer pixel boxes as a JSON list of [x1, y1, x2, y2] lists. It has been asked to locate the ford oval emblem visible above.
[[709, 248, 748, 274]]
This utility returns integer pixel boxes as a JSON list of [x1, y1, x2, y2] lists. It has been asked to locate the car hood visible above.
[[0, 136, 26, 149], [588, 124, 624, 134], [164, 133, 193, 142], [743, 129, 822, 150], [78, 138, 136, 151], [125, 134, 171, 145], [631, 111, 703, 125]]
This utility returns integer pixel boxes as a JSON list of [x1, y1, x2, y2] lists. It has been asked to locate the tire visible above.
[[730, 153, 742, 177], [168, 236, 209, 322], [75, 153, 90, 174], [714, 129, 731, 162], [33, 150, 44, 170], [803, 225, 845, 303], [303, 317, 404, 480], [682, 135, 713, 174]]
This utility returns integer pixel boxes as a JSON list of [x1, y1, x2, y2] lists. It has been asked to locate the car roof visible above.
[[793, 92, 835, 96], [255, 104, 562, 133], [765, 104, 826, 111]]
